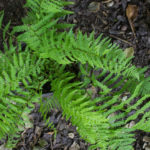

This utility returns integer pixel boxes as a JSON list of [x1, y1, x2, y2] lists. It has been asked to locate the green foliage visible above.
[[50, 67, 150, 149], [1, 0, 150, 149], [0, 47, 48, 147], [0, 11, 50, 147]]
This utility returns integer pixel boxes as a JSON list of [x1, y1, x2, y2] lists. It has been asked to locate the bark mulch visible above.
[[0, 0, 150, 150]]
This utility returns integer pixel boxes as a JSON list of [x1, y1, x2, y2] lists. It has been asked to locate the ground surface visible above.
[[0, 0, 150, 150]]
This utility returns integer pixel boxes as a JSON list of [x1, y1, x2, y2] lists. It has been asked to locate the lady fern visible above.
[[1, 0, 150, 149]]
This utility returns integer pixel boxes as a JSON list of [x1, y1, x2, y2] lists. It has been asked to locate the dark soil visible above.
[[13, 99, 89, 150], [0, 0, 150, 150]]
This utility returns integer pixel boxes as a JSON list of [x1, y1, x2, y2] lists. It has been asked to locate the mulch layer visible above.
[[0, 0, 150, 150]]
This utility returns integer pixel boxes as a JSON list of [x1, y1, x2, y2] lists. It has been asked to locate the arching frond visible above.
[[51, 72, 137, 150]]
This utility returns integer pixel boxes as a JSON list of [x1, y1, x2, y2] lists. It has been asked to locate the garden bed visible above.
[[0, 0, 150, 149]]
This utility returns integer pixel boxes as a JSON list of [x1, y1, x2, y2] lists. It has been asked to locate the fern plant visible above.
[[1, 0, 150, 149], [0, 12, 52, 147]]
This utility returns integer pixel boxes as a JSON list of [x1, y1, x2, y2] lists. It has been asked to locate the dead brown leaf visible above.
[[126, 5, 138, 21], [47, 131, 54, 135], [126, 5, 138, 40]]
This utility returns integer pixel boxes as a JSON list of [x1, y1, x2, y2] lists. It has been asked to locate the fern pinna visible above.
[[1, 0, 150, 149]]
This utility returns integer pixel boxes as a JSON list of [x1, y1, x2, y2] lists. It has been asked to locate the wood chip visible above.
[[68, 133, 75, 139]]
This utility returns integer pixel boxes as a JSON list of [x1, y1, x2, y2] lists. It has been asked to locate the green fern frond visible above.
[[15, 21, 140, 81], [51, 71, 138, 150], [24, 0, 73, 15], [12, 0, 140, 81], [0, 34, 48, 148]]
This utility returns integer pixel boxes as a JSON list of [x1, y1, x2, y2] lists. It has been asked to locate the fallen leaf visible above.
[[126, 5, 138, 39], [88, 2, 100, 13], [124, 47, 134, 58], [47, 131, 54, 135], [126, 5, 138, 21]]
